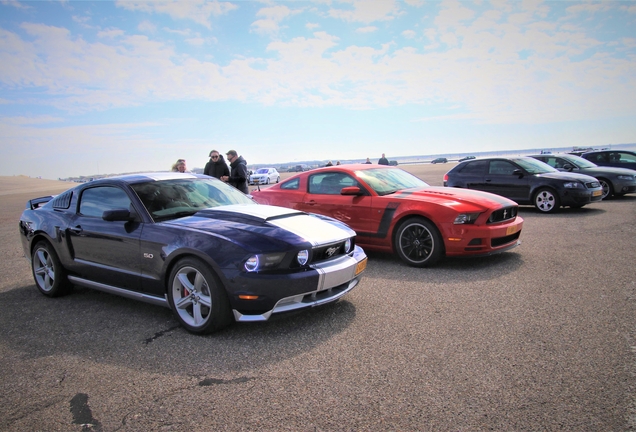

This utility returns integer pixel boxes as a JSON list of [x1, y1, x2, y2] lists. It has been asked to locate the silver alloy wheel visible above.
[[33, 246, 56, 292], [599, 179, 611, 199], [535, 189, 558, 212], [171, 266, 213, 329]]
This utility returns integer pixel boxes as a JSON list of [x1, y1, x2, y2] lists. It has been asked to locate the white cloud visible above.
[[356, 26, 378, 34], [116, 0, 238, 29], [402, 30, 416, 39], [329, 0, 400, 23], [138, 20, 157, 33]]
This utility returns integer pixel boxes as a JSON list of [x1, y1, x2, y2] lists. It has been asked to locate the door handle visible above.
[[69, 226, 83, 234], [304, 200, 317, 206]]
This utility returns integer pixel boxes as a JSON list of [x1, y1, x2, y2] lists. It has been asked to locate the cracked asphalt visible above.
[[1, 165, 635, 431]]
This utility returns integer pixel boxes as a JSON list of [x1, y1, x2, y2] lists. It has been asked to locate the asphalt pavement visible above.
[[1, 171, 635, 431]]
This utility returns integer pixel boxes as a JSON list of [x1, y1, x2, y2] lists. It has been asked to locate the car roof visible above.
[[82, 172, 208, 186]]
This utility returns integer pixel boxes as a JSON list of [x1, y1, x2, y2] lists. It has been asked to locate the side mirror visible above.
[[341, 186, 363, 196], [562, 163, 574, 172], [512, 169, 524, 177], [102, 208, 136, 222]]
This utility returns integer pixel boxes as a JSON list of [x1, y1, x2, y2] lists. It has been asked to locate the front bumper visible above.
[[443, 216, 524, 257], [231, 246, 367, 322], [561, 189, 603, 206]]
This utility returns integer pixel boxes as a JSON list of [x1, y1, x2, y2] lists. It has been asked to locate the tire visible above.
[[266, 178, 270, 185], [276, 177, 280, 183], [394, 217, 443, 267], [534, 188, 560, 213], [31, 241, 71, 297], [167, 257, 232, 334], [598, 178, 613, 199]]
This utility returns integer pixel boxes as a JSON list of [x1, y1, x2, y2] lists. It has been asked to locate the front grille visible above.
[[311, 240, 350, 263], [491, 230, 521, 247], [586, 181, 601, 189], [487, 206, 518, 224]]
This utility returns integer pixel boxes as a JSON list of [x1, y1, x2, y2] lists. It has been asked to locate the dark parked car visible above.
[[458, 156, 476, 162], [529, 153, 636, 199], [443, 157, 603, 213], [579, 150, 636, 171], [19, 173, 367, 334], [431, 158, 448, 164]]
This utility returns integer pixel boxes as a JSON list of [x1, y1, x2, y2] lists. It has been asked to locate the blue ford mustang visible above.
[[19, 172, 367, 334]]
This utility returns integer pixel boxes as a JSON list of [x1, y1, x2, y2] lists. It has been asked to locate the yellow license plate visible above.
[[506, 225, 518, 235], [592, 190, 602, 197], [355, 257, 368, 275]]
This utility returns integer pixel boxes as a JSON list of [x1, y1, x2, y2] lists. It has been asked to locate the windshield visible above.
[[255, 169, 269, 174], [355, 167, 429, 195], [512, 157, 557, 174], [562, 155, 597, 169], [131, 177, 255, 222]]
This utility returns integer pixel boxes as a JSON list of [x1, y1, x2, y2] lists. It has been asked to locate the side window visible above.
[[79, 186, 132, 218], [458, 160, 487, 175], [488, 161, 517, 175], [543, 157, 563, 169], [618, 152, 636, 163], [280, 178, 299, 190], [309, 173, 356, 195]]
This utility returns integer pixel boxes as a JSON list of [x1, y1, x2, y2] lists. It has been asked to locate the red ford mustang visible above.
[[251, 164, 523, 267]]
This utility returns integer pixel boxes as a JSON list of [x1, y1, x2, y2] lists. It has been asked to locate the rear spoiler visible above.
[[27, 196, 54, 210]]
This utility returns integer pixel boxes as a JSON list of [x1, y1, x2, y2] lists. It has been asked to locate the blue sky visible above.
[[1, 0, 635, 179]]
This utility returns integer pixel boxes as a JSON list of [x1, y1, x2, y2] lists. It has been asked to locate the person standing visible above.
[[378, 153, 389, 165], [222, 150, 249, 194], [203, 150, 230, 179]]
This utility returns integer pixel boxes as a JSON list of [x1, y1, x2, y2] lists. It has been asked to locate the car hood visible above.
[[394, 186, 517, 208], [535, 172, 599, 182], [164, 204, 353, 247]]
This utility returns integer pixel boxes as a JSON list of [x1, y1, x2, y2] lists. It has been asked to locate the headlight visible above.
[[617, 175, 634, 180], [297, 250, 309, 266], [563, 182, 582, 188], [454, 212, 481, 224], [344, 238, 352, 253], [244, 252, 285, 272]]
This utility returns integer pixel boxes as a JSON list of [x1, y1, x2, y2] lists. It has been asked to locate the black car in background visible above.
[[18, 173, 367, 334], [529, 153, 636, 199], [579, 150, 636, 171], [443, 157, 603, 213], [431, 157, 448, 164]]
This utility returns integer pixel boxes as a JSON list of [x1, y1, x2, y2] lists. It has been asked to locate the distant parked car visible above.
[[290, 165, 309, 172], [579, 150, 636, 171], [252, 164, 523, 267], [443, 157, 603, 213], [458, 156, 476, 162], [431, 158, 448, 164], [389, 160, 398, 166], [249, 168, 280, 185], [529, 153, 636, 199]]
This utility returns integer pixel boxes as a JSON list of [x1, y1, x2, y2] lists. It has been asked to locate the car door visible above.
[[67, 185, 143, 291], [298, 172, 372, 234], [481, 160, 531, 201]]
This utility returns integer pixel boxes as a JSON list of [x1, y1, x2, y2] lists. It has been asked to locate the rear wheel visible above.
[[167, 257, 232, 334], [31, 241, 71, 297], [598, 178, 613, 199], [534, 188, 560, 213], [394, 218, 443, 267]]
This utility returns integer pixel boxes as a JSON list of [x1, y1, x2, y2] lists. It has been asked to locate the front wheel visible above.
[[394, 218, 443, 267], [534, 188, 560, 213], [31, 241, 71, 297], [167, 257, 232, 334], [265, 177, 270, 184], [598, 178, 613, 199]]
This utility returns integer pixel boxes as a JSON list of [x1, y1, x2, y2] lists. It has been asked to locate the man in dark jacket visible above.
[[222, 150, 249, 194], [203, 150, 230, 179]]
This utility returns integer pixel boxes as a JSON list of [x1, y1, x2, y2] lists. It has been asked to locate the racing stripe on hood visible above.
[[212, 204, 350, 246]]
